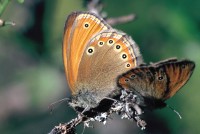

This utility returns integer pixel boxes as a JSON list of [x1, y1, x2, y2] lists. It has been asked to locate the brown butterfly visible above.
[[63, 11, 143, 115], [62, 11, 195, 130], [118, 58, 195, 110]]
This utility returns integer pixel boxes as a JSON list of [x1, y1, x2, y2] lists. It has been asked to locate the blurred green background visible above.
[[0, 0, 199, 134]]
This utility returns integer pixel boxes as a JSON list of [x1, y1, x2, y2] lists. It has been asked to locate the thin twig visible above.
[[86, 0, 136, 26], [87, 0, 102, 16], [106, 14, 136, 26], [49, 115, 88, 134], [0, 18, 15, 27]]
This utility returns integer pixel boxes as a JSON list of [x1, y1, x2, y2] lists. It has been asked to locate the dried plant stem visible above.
[[86, 0, 136, 26], [49, 115, 88, 134], [106, 14, 136, 26], [0, 18, 15, 27]]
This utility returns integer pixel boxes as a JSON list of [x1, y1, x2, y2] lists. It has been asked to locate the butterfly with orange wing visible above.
[[63, 11, 143, 116], [62, 11, 195, 129], [118, 58, 195, 110]]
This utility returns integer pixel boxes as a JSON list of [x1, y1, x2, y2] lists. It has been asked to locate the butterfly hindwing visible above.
[[75, 30, 143, 106]]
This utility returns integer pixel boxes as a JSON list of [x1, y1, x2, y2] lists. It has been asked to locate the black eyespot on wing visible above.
[[84, 23, 89, 27], [99, 41, 103, 45], [88, 48, 93, 53], [122, 54, 127, 59], [109, 40, 113, 44], [125, 79, 129, 82], [116, 45, 121, 49], [130, 74, 136, 79]]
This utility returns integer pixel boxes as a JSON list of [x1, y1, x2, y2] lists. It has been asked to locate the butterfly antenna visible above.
[[167, 105, 182, 119], [81, 123, 86, 134], [48, 98, 70, 113]]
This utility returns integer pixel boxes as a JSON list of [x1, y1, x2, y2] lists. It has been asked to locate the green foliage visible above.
[[0, 0, 11, 16], [17, 0, 24, 4]]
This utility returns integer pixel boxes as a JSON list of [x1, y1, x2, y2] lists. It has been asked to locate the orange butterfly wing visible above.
[[63, 12, 110, 94], [163, 60, 195, 100], [118, 59, 195, 102]]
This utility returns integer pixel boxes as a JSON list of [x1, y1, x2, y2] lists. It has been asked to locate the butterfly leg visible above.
[[132, 104, 143, 115], [103, 97, 118, 103], [124, 103, 134, 119], [81, 105, 90, 115], [134, 116, 146, 130], [118, 89, 147, 129]]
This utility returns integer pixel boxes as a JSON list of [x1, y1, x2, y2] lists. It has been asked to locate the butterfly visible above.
[[63, 11, 143, 116], [118, 58, 195, 110]]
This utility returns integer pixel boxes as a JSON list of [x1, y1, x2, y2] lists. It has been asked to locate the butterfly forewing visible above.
[[118, 59, 195, 102], [63, 12, 110, 93], [163, 60, 195, 100]]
